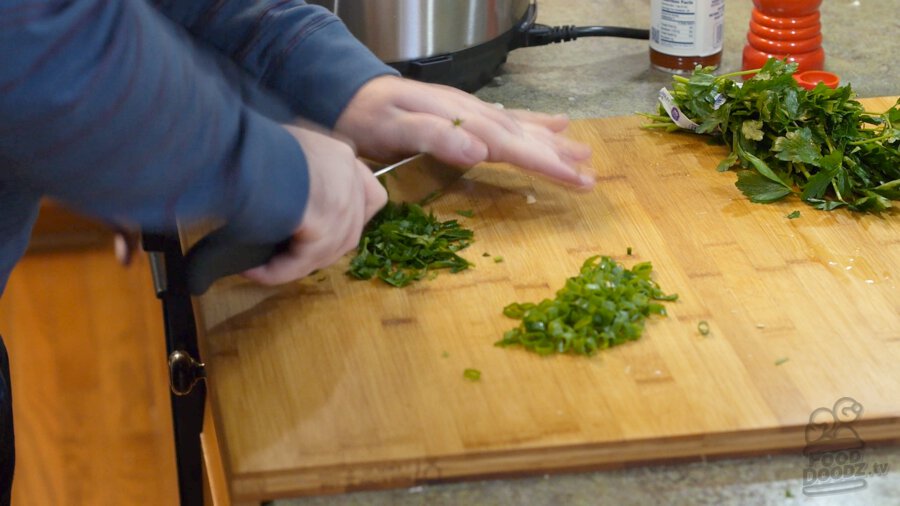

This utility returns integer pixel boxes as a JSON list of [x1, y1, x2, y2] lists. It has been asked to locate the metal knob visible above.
[[168, 350, 206, 396]]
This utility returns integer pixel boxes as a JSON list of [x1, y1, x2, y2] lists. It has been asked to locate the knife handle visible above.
[[184, 227, 292, 295]]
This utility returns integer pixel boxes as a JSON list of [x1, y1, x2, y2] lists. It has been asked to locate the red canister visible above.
[[742, 0, 825, 74]]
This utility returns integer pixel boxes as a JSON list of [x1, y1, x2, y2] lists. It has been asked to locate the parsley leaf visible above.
[[735, 171, 793, 203], [737, 142, 792, 189], [741, 120, 765, 141], [800, 152, 842, 201], [772, 127, 821, 165], [715, 152, 738, 172]]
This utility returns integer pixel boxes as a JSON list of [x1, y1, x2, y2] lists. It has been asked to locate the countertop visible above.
[[278, 1, 899, 504], [474, 0, 898, 118]]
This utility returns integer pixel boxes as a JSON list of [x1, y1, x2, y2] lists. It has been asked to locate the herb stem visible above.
[[636, 113, 671, 122], [716, 69, 760, 80], [848, 133, 893, 146], [832, 182, 846, 203]]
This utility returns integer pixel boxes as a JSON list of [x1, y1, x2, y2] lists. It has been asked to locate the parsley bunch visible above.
[[348, 202, 473, 287], [642, 58, 900, 212], [495, 256, 677, 356]]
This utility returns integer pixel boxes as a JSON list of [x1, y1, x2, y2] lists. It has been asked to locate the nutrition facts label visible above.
[[650, 0, 724, 57]]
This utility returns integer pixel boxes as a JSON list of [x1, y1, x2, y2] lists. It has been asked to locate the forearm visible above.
[[0, 0, 309, 242], [153, 0, 398, 128]]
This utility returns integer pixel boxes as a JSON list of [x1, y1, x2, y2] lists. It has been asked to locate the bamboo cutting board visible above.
[[192, 97, 900, 502]]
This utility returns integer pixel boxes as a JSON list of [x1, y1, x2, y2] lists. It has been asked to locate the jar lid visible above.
[[793, 70, 840, 90]]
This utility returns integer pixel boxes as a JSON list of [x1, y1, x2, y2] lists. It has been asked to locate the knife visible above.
[[184, 154, 468, 295]]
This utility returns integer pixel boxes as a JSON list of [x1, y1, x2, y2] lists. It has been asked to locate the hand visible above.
[[334, 75, 595, 189], [243, 125, 387, 285]]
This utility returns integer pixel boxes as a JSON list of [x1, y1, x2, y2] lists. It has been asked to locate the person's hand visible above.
[[334, 75, 595, 189], [243, 125, 387, 285]]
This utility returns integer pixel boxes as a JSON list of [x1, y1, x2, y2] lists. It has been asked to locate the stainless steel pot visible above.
[[309, 0, 532, 63], [309, 0, 536, 91], [309, 1, 649, 91]]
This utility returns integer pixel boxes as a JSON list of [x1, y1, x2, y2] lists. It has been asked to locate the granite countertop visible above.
[[474, 0, 898, 118], [278, 2, 899, 504]]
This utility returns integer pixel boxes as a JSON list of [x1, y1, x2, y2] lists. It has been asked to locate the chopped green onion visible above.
[[463, 368, 481, 381], [627, 247, 633, 256], [496, 256, 677, 356], [698, 320, 710, 336], [775, 357, 790, 366], [456, 209, 474, 218], [493, 256, 504, 263], [786, 210, 801, 219]]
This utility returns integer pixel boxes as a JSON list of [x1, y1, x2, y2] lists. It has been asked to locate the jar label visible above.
[[650, 0, 725, 57]]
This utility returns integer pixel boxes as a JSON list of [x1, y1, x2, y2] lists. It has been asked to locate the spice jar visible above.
[[650, 0, 725, 73]]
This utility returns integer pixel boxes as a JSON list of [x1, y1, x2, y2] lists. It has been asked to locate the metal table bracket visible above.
[[143, 232, 206, 506]]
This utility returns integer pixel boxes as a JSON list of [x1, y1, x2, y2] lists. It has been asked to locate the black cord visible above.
[[515, 24, 649, 48], [572, 26, 649, 40]]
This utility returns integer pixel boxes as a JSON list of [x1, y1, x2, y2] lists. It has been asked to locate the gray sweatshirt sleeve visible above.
[[152, 0, 399, 128], [0, 0, 311, 249]]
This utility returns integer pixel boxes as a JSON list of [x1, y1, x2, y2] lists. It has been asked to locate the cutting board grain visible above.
[[191, 97, 900, 502]]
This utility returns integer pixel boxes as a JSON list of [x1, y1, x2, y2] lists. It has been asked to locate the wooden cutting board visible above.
[[192, 97, 900, 502]]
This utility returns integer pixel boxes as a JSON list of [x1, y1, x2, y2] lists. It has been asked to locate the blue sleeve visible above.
[[0, 183, 40, 295], [0, 0, 310, 246], [152, 0, 399, 128]]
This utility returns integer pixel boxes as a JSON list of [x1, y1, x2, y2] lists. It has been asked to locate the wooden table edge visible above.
[[214, 418, 900, 502]]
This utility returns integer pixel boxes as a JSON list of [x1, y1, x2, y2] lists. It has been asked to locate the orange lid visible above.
[[793, 70, 839, 90]]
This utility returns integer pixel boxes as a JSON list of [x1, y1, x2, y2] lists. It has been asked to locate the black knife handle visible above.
[[184, 227, 292, 295]]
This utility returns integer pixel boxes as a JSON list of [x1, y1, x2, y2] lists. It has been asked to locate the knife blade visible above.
[[369, 153, 469, 204], [371, 153, 423, 178], [184, 153, 469, 295]]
